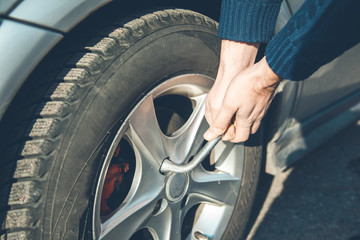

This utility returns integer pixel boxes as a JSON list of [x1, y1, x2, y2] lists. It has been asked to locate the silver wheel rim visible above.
[[93, 74, 245, 240]]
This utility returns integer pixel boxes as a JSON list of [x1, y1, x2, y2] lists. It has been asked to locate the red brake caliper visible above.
[[100, 145, 130, 216]]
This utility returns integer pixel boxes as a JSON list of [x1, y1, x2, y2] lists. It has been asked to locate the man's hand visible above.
[[204, 57, 281, 143], [205, 40, 259, 126]]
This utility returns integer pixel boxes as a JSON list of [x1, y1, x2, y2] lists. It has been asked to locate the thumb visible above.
[[203, 106, 235, 141], [204, 126, 225, 141]]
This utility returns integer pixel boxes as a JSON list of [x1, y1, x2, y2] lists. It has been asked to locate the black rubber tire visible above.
[[0, 9, 262, 240]]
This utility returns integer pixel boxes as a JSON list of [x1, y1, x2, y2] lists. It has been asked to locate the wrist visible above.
[[217, 40, 260, 80], [253, 57, 281, 95], [264, 56, 281, 83], [219, 40, 259, 67], [221, 39, 260, 50]]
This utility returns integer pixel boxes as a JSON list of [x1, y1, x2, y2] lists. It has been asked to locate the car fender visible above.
[[0, 0, 112, 120], [0, 20, 62, 119], [8, 0, 112, 32]]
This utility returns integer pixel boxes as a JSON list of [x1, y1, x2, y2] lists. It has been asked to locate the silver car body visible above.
[[0, 0, 359, 174], [0, 0, 111, 119]]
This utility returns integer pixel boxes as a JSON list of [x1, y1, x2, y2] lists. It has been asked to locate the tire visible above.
[[0, 9, 262, 240]]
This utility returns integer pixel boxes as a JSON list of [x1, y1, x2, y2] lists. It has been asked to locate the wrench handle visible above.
[[160, 135, 222, 174]]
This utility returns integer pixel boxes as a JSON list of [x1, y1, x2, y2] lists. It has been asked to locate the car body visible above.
[[0, 0, 359, 239]]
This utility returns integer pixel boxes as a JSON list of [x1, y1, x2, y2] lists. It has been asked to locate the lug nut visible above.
[[152, 199, 168, 216], [152, 199, 162, 215]]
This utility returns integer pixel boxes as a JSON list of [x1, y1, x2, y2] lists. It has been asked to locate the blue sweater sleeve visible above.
[[218, 0, 283, 43], [266, 0, 360, 81]]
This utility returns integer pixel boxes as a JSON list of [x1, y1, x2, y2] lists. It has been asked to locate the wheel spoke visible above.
[[187, 166, 240, 207], [100, 192, 159, 239], [100, 181, 163, 239], [128, 94, 167, 164], [146, 207, 172, 239], [164, 94, 208, 164], [127, 120, 164, 172], [169, 204, 183, 240], [145, 203, 182, 240], [100, 152, 165, 239], [145, 207, 171, 240]]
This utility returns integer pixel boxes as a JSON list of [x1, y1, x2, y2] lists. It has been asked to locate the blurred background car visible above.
[[0, 0, 359, 239]]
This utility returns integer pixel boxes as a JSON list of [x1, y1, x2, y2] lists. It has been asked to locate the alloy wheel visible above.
[[93, 74, 245, 240]]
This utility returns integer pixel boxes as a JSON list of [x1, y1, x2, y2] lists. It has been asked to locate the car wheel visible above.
[[0, 9, 262, 240]]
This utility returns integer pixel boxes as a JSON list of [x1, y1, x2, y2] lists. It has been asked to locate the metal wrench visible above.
[[160, 135, 222, 174]]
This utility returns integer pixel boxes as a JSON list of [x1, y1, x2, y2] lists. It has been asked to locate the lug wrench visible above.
[[160, 135, 222, 174]]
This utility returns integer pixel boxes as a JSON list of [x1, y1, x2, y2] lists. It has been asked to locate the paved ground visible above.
[[245, 120, 360, 240]]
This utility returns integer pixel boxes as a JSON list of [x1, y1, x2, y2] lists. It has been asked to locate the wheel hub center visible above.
[[165, 173, 189, 202]]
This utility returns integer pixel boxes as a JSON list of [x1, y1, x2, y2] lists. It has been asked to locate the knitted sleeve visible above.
[[266, 0, 360, 81], [218, 0, 283, 43]]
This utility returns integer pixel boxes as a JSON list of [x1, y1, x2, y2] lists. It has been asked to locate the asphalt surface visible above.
[[245, 120, 360, 240]]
